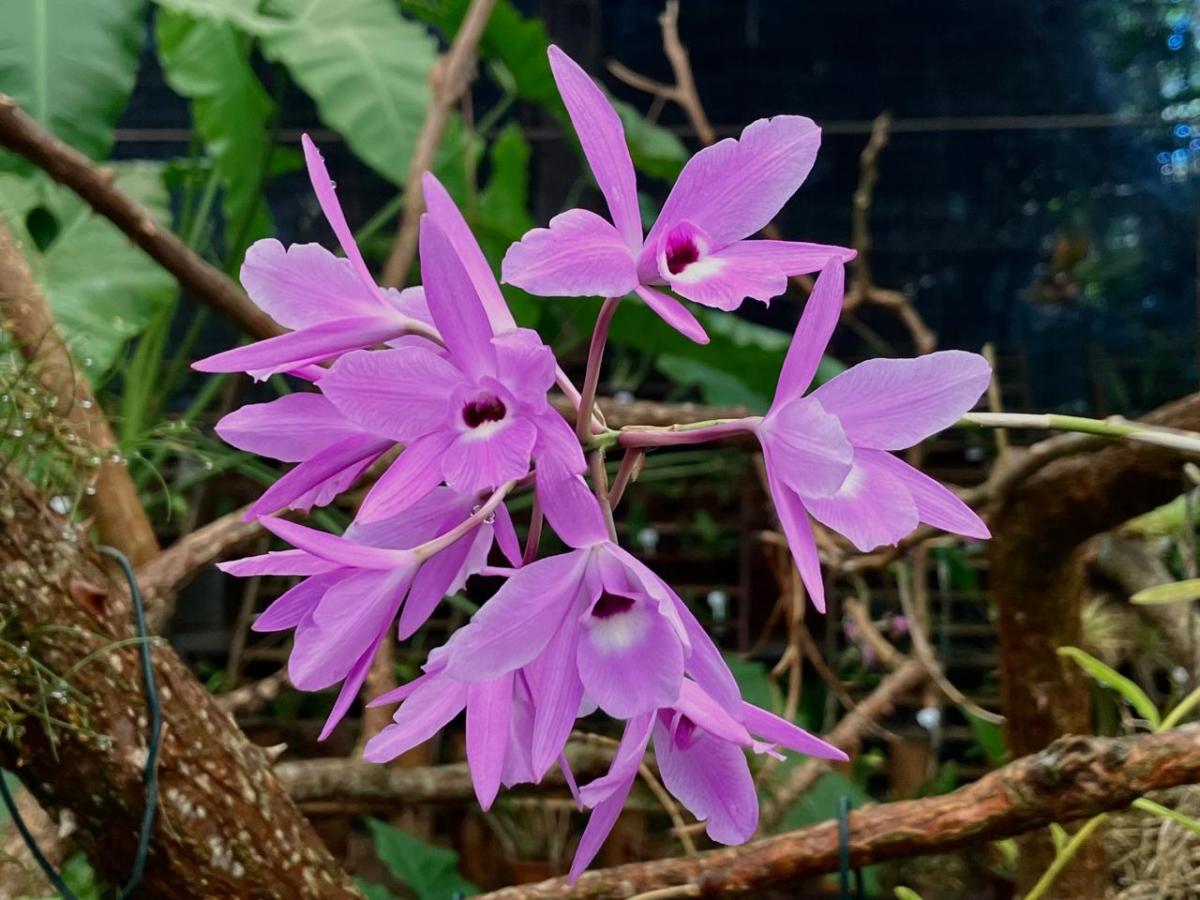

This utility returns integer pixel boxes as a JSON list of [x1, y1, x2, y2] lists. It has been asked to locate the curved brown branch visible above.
[[481, 726, 1200, 899], [0, 94, 281, 341], [0, 474, 355, 897], [380, 0, 498, 287], [138, 505, 262, 630], [0, 218, 158, 564]]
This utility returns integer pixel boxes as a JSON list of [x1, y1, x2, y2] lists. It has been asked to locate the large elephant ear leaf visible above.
[[258, 0, 438, 185], [0, 165, 179, 379], [0, 0, 147, 167]]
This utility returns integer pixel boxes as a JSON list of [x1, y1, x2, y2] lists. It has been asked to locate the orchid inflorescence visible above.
[[198, 46, 991, 878]]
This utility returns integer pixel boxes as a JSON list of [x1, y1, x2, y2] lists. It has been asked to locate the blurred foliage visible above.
[[360, 818, 478, 899]]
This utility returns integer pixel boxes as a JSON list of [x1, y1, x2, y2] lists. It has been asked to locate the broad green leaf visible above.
[[366, 818, 478, 899], [0, 166, 179, 376], [1132, 797, 1200, 836], [156, 0, 440, 185], [476, 123, 534, 242], [722, 652, 776, 713], [404, 0, 557, 105], [1131, 578, 1200, 606], [658, 355, 770, 408], [894, 889, 925, 900], [0, 0, 146, 164], [1057, 646, 1160, 728], [156, 10, 274, 262], [260, 0, 437, 184], [964, 707, 1009, 766], [611, 97, 689, 182], [355, 879, 398, 900]]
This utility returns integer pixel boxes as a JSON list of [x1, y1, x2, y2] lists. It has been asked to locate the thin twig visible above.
[[380, 0, 498, 286], [0, 94, 280, 341]]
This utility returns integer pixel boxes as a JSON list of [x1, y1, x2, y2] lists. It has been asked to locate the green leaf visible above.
[[59, 851, 106, 900], [1057, 646, 1161, 728], [773, 769, 874, 833], [657, 355, 770, 408], [0, 0, 146, 164], [355, 879, 398, 900], [611, 97, 689, 182], [722, 653, 776, 713], [476, 123, 534, 242], [894, 888, 925, 900], [157, 0, 440, 185], [965, 707, 1009, 766], [366, 818, 478, 899], [1132, 797, 1200, 836], [0, 167, 179, 377], [1131, 578, 1200, 606], [156, 10, 275, 261], [259, 0, 437, 184], [1049, 822, 1068, 854]]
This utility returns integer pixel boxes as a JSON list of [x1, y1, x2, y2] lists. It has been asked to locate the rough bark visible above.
[[987, 390, 1200, 893], [0, 218, 158, 565], [0, 474, 357, 898], [0, 94, 280, 342], [480, 727, 1200, 899]]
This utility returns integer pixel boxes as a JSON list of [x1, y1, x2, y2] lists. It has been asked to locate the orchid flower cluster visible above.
[[199, 46, 991, 878]]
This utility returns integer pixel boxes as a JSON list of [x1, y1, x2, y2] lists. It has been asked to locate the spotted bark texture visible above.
[[481, 727, 1200, 899], [0, 475, 358, 899]]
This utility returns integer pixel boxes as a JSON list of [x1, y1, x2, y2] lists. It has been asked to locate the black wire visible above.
[[1, 546, 163, 899], [0, 772, 76, 899], [837, 794, 863, 900], [100, 545, 163, 900]]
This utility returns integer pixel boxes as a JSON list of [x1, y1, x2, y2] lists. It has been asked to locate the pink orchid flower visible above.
[[756, 258, 992, 612], [317, 214, 584, 522], [501, 46, 855, 344], [218, 487, 519, 740], [568, 678, 846, 881]]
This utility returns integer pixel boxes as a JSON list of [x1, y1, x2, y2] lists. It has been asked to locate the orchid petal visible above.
[[398, 525, 485, 639], [870, 451, 990, 539], [442, 416, 538, 494], [654, 720, 757, 844], [537, 473, 609, 549], [443, 550, 588, 681], [634, 285, 710, 344], [763, 461, 826, 612], [467, 672, 515, 809], [811, 351, 991, 450], [739, 702, 848, 760], [569, 773, 636, 883], [422, 172, 515, 333], [492, 502, 522, 567], [290, 568, 412, 690], [531, 411, 587, 483], [804, 448, 920, 552], [759, 397, 853, 499], [547, 46, 641, 249], [251, 570, 345, 632], [501, 209, 638, 298], [301, 134, 376, 294], [645, 115, 820, 256], [362, 674, 468, 763], [772, 258, 845, 408], [240, 239, 384, 329], [246, 433, 389, 519], [420, 216, 496, 380], [219, 549, 338, 578], [216, 392, 363, 463], [194, 316, 406, 379], [319, 630, 385, 740], [258, 516, 415, 570], [321, 346, 461, 442], [674, 680, 754, 747], [577, 600, 683, 718], [355, 431, 456, 524], [526, 623, 584, 779], [577, 712, 655, 808]]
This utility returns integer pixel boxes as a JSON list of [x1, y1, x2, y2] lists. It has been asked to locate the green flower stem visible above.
[[961, 412, 1200, 454], [1024, 813, 1108, 900], [587, 417, 760, 452]]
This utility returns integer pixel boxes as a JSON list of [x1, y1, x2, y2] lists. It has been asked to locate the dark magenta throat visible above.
[[592, 592, 636, 619], [462, 393, 507, 428], [665, 238, 701, 274]]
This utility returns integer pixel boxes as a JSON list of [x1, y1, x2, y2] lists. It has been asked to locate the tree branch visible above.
[[0, 218, 159, 565], [380, 0, 498, 287], [0, 474, 355, 897], [480, 726, 1200, 899], [0, 94, 280, 341]]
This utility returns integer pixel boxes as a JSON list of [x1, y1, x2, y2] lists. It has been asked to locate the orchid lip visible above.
[[591, 592, 636, 619], [462, 392, 507, 429], [665, 238, 701, 274]]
